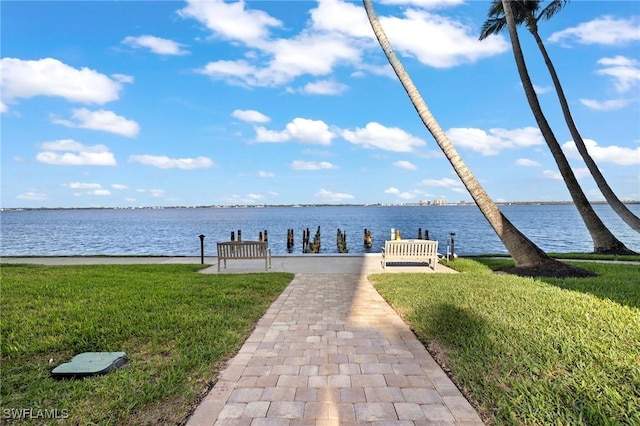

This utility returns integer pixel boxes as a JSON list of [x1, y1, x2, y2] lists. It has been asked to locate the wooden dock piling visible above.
[[336, 229, 348, 253], [287, 229, 294, 252], [363, 229, 372, 249]]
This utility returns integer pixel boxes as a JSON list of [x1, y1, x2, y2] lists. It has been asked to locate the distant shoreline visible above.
[[1, 200, 639, 212]]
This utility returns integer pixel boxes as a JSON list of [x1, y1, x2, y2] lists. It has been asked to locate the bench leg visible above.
[[217, 258, 227, 272]]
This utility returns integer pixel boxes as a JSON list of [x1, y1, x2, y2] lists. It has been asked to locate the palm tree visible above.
[[362, 0, 590, 274], [480, 0, 640, 233], [494, 0, 634, 254]]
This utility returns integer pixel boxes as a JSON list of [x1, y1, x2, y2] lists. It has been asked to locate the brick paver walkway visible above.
[[187, 274, 484, 425]]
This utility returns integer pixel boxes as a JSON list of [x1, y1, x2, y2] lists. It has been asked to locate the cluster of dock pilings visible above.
[[336, 229, 348, 253], [390, 227, 430, 240], [200, 227, 455, 261], [229, 229, 269, 244], [302, 227, 322, 253], [217, 227, 445, 255]]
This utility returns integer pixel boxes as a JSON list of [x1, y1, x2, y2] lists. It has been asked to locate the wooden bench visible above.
[[381, 239, 439, 270], [217, 241, 271, 272]]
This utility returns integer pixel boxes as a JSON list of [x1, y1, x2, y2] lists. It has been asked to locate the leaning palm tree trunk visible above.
[[500, 0, 633, 254], [530, 30, 640, 233], [362, 0, 560, 268]]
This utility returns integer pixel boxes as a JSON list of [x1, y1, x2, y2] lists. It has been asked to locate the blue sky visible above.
[[1, 0, 639, 208]]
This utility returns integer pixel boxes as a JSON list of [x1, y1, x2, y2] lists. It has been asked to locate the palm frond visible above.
[[481, 0, 532, 40], [538, 0, 570, 22], [479, 17, 507, 40], [487, 0, 504, 17]]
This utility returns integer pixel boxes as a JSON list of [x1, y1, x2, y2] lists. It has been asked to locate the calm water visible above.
[[1, 204, 639, 256]]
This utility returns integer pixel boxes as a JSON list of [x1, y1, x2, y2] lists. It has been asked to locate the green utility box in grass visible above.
[[51, 352, 128, 379]]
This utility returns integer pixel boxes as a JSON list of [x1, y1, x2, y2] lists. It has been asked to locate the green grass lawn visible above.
[[1, 264, 293, 425], [370, 258, 640, 425]]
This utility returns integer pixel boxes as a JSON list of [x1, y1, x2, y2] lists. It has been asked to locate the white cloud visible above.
[[562, 139, 640, 166], [379, 9, 509, 68], [384, 186, 422, 199], [36, 139, 117, 166], [199, 33, 360, 87], [52, 108, 140, 137], [300, 80, 347, 95], [0, 101, 7, 114], [380, 0, 464, 7], [0, 58, 128, 107], [255, 118, 335, 145], [185, 0, 506, 90], [112, 184, 128, 190], [548, 16, 640, 46], [311, 0, 505, 68], [178, 0, 282, 46], [17, 191, 47, 201], [542, 167, 590, 180], [574, 168, 591, 180], [580, 98, 630, 111], [595, 56, 640, 93], [315, 188, 354, 201], [65, 182, 102, 190], [446, 126, 544, 156], [291, 160, 337, 171], [393, 160, 418, 170], [421, 177, 463, 190], [122, 35, 189, 55], [129, 155, 215, 169], [515, 158, 542, 167], [196, 60, 258, 86], [398, 191, 419, 200], [264, 34, 361, 85], [112, 74, 134, 84], [63, 182, 111, 196], [254, 126, 290, 143], [342, 122, 426, 152], [227, 193, 266, 204], [310, 0, 373, 39], [542, 170, 562, 180], [533, 84, 552, 94], [232, 109, 271, 123], [258, 171, 275, 178]]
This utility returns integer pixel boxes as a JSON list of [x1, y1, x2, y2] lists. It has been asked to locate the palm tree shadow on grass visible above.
[[473, 258, 638, 309], [422, 303, 493, 353], [410, 303, 496, 422], [539, 275, 640, 310]]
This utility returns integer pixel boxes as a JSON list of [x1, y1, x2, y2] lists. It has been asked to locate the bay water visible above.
[[2, 204, 639, 257]]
